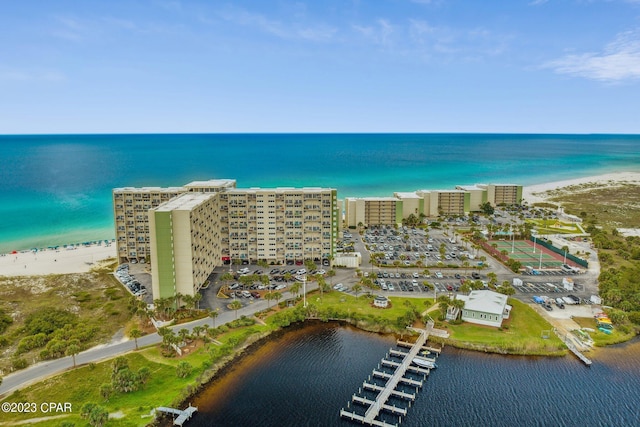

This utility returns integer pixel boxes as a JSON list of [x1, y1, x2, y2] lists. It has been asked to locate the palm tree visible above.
[[193, 293, 202, 310], [317, 276, 327, 298], [327, 269, 336, 286], [66, 340, 81, 368], [178, 328, 190, 344], [437, 295, 451, 320], [130, 328, 142, 350], [229, 300, 242, 319], [451, 298, 465, 320], [272, 291, 283, 306], [264, 291, 275, 308], [352, 283, 362, 298], [209, 309, 219, 328], [289, 281, 302, 298], [192, 325, 203, 338]]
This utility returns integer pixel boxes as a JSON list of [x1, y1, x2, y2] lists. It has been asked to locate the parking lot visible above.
[[113, 219, 597, 313]]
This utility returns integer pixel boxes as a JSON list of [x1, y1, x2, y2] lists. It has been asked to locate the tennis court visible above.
[[490, 239, 565, 269]]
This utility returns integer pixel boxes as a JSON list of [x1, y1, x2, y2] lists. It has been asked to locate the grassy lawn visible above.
[[310, 290, 432, 320], [436, 299, 566, 356], [526, 218, 582, 235]]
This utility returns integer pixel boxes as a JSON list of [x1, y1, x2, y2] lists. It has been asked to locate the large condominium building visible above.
[[113, 179, 236, 263], [418, 190, 470, 217], [114, 180, 338, 297], [344, 197, 402, 228]]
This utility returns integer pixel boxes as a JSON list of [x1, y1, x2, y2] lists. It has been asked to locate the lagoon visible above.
[[182, 322, 640, 427]]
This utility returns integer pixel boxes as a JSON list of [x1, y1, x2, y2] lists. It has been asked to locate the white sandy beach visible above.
[[522, 171, 640, 205], [0, 244, 116, 277]]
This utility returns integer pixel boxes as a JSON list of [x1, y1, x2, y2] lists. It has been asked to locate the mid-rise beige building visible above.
[[481, 184, 523, 206], [344, 197, 402, 228], [417, 190, 470, 216], [455, 185, 487, 212]]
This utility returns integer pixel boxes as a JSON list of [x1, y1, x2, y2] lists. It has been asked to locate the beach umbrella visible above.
[[11, 250, 17, 254]]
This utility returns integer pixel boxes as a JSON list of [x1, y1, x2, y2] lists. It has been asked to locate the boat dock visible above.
[[565, 339, 592, 366], [553, 329, 592, 366], [156, 405, 198, 426], [340, 322, 447, 425]]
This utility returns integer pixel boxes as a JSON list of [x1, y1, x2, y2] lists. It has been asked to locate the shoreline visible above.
[[2, 171, 639, 278], [521, 171, 640, 205], [0, 243, 117, 277]]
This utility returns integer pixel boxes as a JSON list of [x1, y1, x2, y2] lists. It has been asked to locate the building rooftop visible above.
[[394, 192, 420, 198], [184, 179, 236, 189], [457, 290, 509, 315], [345, 196, 399, 201], [153, 193, 215, 212], [113, 186, 185, 193], [456, 185, 486, 191]]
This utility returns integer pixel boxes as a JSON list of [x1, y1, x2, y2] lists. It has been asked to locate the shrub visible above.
[[176, 361, 192, 378], [12, 356, 28, 370], [23, 307, 77, 337]]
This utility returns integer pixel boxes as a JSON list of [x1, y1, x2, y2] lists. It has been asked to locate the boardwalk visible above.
[[157, 405, 198, 426]]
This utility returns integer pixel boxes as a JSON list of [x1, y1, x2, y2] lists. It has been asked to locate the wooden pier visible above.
[[340, 323, 447, 425], [157, 405, 198, 426]]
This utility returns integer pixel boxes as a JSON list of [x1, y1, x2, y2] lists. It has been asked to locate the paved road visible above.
[[0, 285, 314, 397]]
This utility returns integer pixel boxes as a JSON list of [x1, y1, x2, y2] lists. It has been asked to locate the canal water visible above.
[[185, 322, 640, 427]]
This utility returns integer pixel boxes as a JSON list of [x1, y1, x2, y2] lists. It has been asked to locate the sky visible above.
[[1, 0, 640, 134]]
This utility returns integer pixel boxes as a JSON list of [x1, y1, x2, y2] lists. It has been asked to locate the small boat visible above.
[[412, 357, 437, 369]]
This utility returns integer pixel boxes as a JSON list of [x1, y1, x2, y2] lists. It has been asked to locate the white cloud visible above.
[[353, 19, 394, 46], [216, 6, 337, 42], [545, 30, 640, 82], [529, 0, 549, 5]]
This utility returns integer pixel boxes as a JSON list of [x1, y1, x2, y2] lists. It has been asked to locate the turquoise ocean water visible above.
[[1, 133, 639, 252]]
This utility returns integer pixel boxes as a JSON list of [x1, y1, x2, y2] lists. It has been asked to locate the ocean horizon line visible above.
[[2, 131, 640, 137]]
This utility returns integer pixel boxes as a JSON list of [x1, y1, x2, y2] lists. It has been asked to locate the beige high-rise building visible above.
[[114, 180, 338, 298], [149, 193, 222, 299], [113, 179, 236, 263]]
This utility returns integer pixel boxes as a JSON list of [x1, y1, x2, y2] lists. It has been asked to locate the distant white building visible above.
[[456, 290, 512, 328]]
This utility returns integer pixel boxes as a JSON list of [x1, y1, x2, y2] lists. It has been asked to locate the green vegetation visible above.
[[434, 299, 566, 355], [0, 262, 132, 373], [525, 218, 582, 235], [544, 183, 640, 331], [1, 322, 270, 427]]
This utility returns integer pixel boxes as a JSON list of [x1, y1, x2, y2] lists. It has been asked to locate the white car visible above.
[[297, 269, 306, 275], [435, 272, 444, 279]]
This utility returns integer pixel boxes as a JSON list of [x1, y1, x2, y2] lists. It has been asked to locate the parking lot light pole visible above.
[[303, 275, 307, 307], [539, 249, 543, 270]]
